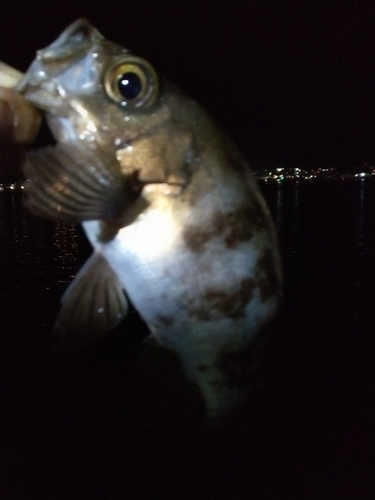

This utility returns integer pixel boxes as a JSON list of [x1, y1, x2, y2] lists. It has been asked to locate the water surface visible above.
[[1, 179, 373, 499]]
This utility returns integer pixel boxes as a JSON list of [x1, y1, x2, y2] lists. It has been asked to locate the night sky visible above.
[[1, 1, 374, 170]]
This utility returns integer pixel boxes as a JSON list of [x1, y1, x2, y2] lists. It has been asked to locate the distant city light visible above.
[[253, 164, 375, 182]]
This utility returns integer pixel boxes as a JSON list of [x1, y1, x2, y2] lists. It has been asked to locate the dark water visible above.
[[1, 180, 373, 499], [263, 179, 375, 329]]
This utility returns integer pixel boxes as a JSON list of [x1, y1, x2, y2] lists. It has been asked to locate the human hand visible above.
[[0, 62, 41, 145]]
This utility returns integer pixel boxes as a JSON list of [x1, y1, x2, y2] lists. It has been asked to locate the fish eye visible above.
[[105, 58, 159, 108]]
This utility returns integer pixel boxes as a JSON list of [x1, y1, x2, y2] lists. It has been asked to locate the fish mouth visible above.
[[16, 19, 102, 94], [16, 19, 105, 112], [28, 114, 57, 150]]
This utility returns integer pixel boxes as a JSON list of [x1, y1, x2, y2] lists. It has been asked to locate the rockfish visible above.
[[16, 19, 282, 418]]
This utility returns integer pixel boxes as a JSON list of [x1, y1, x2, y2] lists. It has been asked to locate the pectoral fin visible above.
[[23, 143, 139, 223], [52, 252, 128, 350]]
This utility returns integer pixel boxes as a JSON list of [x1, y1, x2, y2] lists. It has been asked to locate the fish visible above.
[[16, 19, 282, 419]]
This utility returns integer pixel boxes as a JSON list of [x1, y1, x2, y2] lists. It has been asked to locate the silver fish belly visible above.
[[17, 19, 282, 418]]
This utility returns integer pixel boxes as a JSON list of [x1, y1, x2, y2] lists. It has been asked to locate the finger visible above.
[[0, 62, 41, 145]]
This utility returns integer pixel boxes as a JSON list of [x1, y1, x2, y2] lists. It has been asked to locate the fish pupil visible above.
[[117, 72, 142, 100]]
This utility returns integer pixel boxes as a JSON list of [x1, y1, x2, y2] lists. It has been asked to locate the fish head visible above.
[[16, 18, 199, 186]]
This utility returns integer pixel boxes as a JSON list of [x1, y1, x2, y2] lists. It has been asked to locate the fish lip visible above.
[[17, 86, 59, 112], [16, 71, 42, 95], [15, 47, 90, 96]]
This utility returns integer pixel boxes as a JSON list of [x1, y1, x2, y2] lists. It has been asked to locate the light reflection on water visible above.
[[1, 190, 48, 292], [260, 178, 375, 326], [272, 181, 303, 292], [0, 189, 85, 296], [286, 181, 302, 293], [352, 179, 373, 318], [52, 222, 80, 283]]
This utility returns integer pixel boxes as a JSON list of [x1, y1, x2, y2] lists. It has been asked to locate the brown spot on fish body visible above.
[[189, 277, 256, 321], [156, 314, 174, 327], [223, 210, 254, 248], [183, 204, 259, 253], [182, 225, 212, 253]]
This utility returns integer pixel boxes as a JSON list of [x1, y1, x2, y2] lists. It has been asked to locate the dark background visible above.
[[1, 3, 374, 500], [1, 0, 374, 170]]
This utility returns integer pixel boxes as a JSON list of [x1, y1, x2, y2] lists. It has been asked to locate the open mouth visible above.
[[30, 115, 57, 149]]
